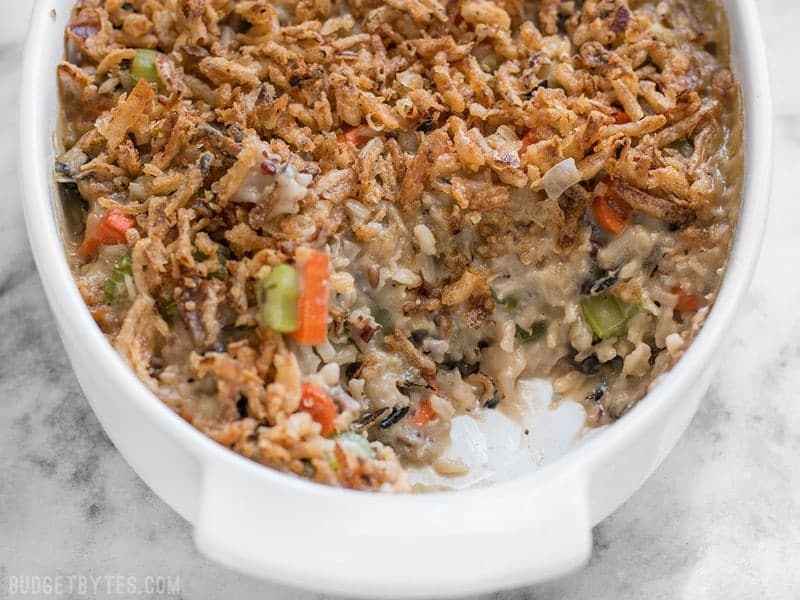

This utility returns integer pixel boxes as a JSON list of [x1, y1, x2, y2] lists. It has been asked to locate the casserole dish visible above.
[[20, 0, 771, 596]]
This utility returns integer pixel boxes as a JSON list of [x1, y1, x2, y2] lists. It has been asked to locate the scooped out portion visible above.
[[56, 0, 742, 491]]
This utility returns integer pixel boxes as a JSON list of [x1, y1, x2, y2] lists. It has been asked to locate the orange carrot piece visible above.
[[518, 129, 538, 158], [614, 110, 632, 125], [77, 209, 135, 259], [291, 250, 330, 345], [593, 193, 632, 235], [410, 399, 437, 427], [338, 126, 367, 146], [299, 382, 337, 436], [674, 290, 704, 313]]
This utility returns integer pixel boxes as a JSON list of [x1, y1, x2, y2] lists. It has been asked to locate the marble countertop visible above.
[[1, 2, 798, 598]]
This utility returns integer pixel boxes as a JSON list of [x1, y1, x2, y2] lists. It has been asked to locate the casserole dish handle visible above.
[[193, 457, 592, 596]]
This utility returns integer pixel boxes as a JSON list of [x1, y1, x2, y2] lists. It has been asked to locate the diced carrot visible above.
[[410, 399, 437, 427], [518, 129, 538, 158], [337, 126, 367, 147], [291, 250, 330, 346], [593, 193, 632, 235], [299, 382, 337, 436], [614, 110, 632, 125], [673, 288, 704, 313], [77, 209, 136, 259]]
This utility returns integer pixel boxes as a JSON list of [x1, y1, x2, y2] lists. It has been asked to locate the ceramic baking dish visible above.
[[19, 1, 771, 596]]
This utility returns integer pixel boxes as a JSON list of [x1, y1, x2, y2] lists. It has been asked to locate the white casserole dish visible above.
[[19, 1, 772, 596]]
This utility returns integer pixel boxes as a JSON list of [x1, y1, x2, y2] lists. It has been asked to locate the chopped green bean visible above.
[[516, 320, 547, 343], [211, 246, 231, 280], [325, 451, 338, 471], [580, 294, 639, 339], [411, 483, 438, 493], [370, 306, 393, 333], [257, 264, 300, 333], [491, 290, 518, 310], [335, 432, 376, 459], [103, 253, 132, 304], [325, 432, 376, 470], [160, 298, 178, 318], [131, 49, 162, 88], [516, 320, 547, 342], [194, 245, 231, 280], [668, 138, 694, 159]]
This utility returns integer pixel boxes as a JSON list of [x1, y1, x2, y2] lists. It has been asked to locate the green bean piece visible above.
[[411, 483, 438, 493], [580, 294, 639, 339], [516, 320, 547, 343], [491, 290, 518, 310], [257, 264, 300, 333], [668, 138, 694, 159], [104, 253, 133, 304], [370, 306, 393, 333], [160, 298, 178, 318], [335, 432, 376, 459], [131, 49, 162, 87], [194, 246, 231, 280], [211, 246, 231, 280]]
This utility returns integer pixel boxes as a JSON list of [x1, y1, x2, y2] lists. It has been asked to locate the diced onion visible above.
[[392, 268, 422, 288], [315, 339, 337, 363], [396, 69, 424, 90], [231, 146, 311, 213], [543, 158, 581, 199], [413, 224, 437, 256], [319, 363, 340, 386]]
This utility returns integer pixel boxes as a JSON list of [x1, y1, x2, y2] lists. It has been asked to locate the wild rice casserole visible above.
[[56, 0, 742, 491]]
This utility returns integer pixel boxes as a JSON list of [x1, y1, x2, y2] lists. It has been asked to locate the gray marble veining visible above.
[[1, 2, 798, 598]]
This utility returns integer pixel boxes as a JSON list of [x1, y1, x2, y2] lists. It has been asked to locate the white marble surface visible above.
[[1, 2, 799, 599]]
